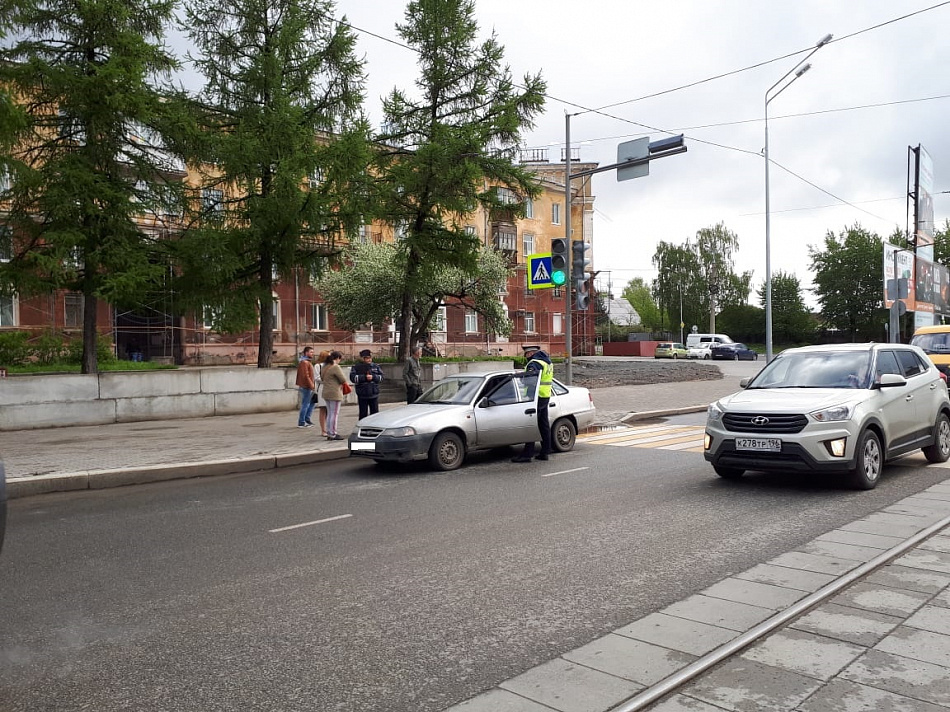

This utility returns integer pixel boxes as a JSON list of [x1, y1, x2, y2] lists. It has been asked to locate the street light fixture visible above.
[[764, 33, 832, 362]]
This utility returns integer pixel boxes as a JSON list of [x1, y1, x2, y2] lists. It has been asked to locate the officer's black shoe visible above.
[[534, 453, 549, 461], [510, 456, 533, 463]]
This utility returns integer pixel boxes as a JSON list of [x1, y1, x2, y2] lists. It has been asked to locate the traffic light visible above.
[[572, 241, 592, 310], [550, 237, 568, 286]]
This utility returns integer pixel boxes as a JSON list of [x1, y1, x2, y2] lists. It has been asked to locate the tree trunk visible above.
[[258, 292, 274, 368], [82, 291, 99, 374]]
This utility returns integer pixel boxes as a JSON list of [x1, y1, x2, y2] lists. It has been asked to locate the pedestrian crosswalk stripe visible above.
[[582, 424, 705, 451]]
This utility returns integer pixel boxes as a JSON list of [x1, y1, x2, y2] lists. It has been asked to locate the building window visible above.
[[271, 295, 280, 331], [465, 225, 477, 238], [524, 312, 536, 333], [494, 229, 516, 253], [394, 221, 407, 241], [525, 198, 534, 219], [553, 286, 562, 299], [465, 310, 478, 333], [64, 293, 83, 328], [308, 167, 325, 189], [434, 306, 447, 333], [496, 187, 517, 204], [202, 306, 221, 330], [553, 312, 563, 335], [311, 303, 328, 331], [202, 188, 224, 215], [522, 232, 535, 257], [551, 202, 561, 225], [0, 168, 10, 193], [0, 227, 12, 262], [0, 294, 16, 327]]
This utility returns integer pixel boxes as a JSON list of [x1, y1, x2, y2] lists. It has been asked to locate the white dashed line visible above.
[[542, 467, 590, 478], [269, 514, 353, 533]]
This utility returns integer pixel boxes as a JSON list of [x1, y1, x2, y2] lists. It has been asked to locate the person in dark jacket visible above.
[[350, 349, 384, 420], [511, 344, 554, 463]]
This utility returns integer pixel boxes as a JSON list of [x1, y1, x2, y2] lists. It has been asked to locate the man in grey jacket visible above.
[[404, 346, 423, 403]]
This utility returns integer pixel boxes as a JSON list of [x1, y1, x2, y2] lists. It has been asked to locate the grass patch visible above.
[[5, 360, 178, 374]]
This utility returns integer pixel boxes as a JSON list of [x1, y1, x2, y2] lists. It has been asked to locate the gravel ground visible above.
[[555, 358, 723, 389]]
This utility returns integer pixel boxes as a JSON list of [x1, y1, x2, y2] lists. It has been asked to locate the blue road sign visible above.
[[528, 254, 554, 289]]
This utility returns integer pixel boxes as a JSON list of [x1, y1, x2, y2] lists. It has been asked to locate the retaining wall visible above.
[[0, 361, 513, 431]]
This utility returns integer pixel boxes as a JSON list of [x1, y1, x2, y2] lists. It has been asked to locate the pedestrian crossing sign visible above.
[[528, 254, 554, 289]]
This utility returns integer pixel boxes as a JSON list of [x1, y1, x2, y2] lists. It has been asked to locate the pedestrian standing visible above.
[[404, 346, 423, 403], [314, 349, 330, 436], [295, 346, 316, 428], [350, 349, 384, 420], [321, 351, 347, 441], [511, 344, 554, 462]]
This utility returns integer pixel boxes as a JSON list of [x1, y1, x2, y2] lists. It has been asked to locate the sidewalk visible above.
[[0, 373, 744, 498], [4, 371, 950, 711]]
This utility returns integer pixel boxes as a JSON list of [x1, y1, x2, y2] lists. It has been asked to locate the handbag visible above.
[[341, 381, 352, 395]]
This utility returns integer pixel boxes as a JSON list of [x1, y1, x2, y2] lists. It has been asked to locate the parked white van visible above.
[[686, 333, 734, 359]]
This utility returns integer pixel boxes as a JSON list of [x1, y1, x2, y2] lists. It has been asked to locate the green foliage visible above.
[[652, 223, 752, 333], [808, 224, 888, 341], [316, 240, 512, 346], [715, 304, 765, 343], [0, 0, 180, 373], [31, 331, 66, 365], [64, 333, 116, 365], [372, 0, 546, 359], [175, 0, 371, 368], [755, 271, 815, 343], [620, 278, 662, 330], [0, 330, 30, 365], [7, 359, 174, 374]]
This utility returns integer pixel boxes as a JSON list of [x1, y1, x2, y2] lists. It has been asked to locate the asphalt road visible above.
[[2, 428, 948, 712]]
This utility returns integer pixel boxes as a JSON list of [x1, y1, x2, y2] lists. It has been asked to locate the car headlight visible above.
[[707, 402, 725, 421], [811, 404, 853, 422], [381, 426, 417, 438]]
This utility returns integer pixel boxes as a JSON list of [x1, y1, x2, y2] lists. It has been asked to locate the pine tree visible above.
[[0, 0, 179, 372], [373, 0, 546, 359], [176, 0, 371, 367]]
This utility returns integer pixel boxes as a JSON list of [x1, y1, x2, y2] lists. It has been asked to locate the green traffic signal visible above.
[[551, 269, 567, 286]]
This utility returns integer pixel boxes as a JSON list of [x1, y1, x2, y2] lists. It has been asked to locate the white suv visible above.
[[704, 343, 950, 489]]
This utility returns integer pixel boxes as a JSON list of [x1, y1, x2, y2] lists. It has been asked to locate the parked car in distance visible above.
[[911, 324, 950, 381], [704, 343, 950, 489], [711, 342, 758, 361], [348, 370, 596, 471], [688, 344, 712, 360], [686, 333, 733, 350], [654, 342, 688, 359]]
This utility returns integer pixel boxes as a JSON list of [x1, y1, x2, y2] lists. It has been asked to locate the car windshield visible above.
[[911, 332, 950, 354], [415, 376, 487, 405], [748, 351, 872, 389]]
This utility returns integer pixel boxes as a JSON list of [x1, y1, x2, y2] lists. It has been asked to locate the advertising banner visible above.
[[916, 145, 935, 255]]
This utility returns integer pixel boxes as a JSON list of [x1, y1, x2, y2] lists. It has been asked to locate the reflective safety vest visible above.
[[529, 357, 554, 399]]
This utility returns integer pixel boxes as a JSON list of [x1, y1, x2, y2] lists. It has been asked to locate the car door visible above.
[[895, 348, 942, 442], [874, 349, 919, 448], [472, 373, 539, 447]]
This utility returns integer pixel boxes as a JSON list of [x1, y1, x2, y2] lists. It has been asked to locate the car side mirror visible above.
[[477, 397, 490, 408], [739, 377, 750, 388], [877, 373, 907, 388]]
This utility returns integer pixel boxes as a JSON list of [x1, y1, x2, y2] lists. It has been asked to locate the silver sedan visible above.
[[348, 370, 596, 471]]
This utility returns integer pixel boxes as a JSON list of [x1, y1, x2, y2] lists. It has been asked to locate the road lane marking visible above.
[[269, 514, 353, 533], [542, 467, 590, 478], [585, 425, 705, 451]]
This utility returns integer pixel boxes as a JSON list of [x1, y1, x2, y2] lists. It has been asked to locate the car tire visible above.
[[551, 417, 577, 452], [733, 353, 739, 361], [704, 354, 710, 360], [714, 465, 744, 479], [673, 353, 679, 359], [849, 429, 882, 490], [428, 431, 465, 471], [923, 412, 950, 463]]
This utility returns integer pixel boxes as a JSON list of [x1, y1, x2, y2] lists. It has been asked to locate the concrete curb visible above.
[[622, 405, 708, 423], [7, 447, 352, 499]]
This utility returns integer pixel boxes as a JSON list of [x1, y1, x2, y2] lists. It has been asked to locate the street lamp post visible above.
[[765, 33, 832, 362]]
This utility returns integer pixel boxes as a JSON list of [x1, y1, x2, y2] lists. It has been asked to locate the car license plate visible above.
[[735, 438, 781, 452], [350, 442, 375, 451]]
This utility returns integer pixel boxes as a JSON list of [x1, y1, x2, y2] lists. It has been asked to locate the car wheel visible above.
[[704, 354, 710, 360], [428, 431, 464, 471], [551, 417, 577, 452], [673, 353, 679, 359], [714, 465, 744, 479], [923, 412, 950, 463], [849, 429, 882, 490], [733, 353, 739, 361]]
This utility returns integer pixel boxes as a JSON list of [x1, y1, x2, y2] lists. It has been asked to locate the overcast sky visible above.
[[335, 0, 950, 306]]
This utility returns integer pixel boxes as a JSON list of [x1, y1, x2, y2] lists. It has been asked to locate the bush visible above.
[[31, 330, 66, 365], [63, 333, 116, 365], [0, 330, 31, 366]]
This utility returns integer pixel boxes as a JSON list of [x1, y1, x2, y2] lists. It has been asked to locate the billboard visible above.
[[916, 145, 935, 252], [884, 243, 950, 326]]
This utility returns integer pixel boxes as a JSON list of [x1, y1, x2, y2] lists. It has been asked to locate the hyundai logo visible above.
[[751, 416, 770, 426]]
